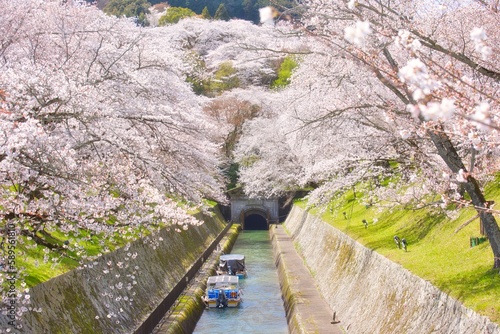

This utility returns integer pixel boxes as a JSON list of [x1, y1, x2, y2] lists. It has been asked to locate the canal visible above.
[[193, 230, 288, 333]]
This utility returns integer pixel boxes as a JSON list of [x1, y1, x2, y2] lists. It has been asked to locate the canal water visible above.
[[193, 230, 288, 333]]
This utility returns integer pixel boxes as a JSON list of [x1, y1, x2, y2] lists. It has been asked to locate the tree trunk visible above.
[[369, 49, 499, 268], [428, 128, 500, 269]]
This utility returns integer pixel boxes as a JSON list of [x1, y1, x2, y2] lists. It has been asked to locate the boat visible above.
[[216, 254, 247, 279], [202, 275, 242, 308]]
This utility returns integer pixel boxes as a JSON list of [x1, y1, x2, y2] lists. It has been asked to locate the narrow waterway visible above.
[[193, 230, 288, 333]]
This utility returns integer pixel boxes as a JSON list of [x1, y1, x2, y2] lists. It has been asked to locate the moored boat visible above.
[[202, 275, 242, 308], [216, 254, 247, 279]]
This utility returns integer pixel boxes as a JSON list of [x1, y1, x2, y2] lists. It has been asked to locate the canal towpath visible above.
[[271, 224, 344, 334]]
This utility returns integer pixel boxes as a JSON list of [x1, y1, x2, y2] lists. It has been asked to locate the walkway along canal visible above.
[[193, 230, 288, 333]]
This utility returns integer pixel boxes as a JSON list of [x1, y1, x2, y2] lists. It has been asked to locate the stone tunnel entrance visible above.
[[230, 192, 279, 230]]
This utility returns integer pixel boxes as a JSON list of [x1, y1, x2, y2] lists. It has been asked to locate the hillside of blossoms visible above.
[[0, 0, 498, 328]]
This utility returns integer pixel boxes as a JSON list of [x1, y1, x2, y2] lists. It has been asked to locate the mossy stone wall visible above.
[[271, 229, 304, 334], [284, 206, 500, 334], [15, 209, 226, 334]]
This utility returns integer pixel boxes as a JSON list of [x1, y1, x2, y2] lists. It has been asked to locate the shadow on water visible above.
[[193, 230, 288, 334]]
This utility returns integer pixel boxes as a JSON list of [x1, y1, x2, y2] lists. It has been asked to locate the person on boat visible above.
[[216, 289, 227, 308]]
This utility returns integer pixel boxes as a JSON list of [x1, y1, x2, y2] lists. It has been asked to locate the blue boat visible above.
[[202, 275, 242, 308]]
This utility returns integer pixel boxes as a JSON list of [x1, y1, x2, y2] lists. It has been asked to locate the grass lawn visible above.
[[9, 200, 216, 288], [298, 175, 500, 324], [15, 224, 159, 287]]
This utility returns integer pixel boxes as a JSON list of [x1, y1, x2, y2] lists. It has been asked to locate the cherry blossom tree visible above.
[[235, 0, 500, 267], [203, 95, 262, 158], [0, 2, 245, 323], [309, 0, 500, 267], [0, 2, 318, 326], [0, 0, 308, 249], [0, 0, 228, 252], [162, 17, 309, 189], [235, 108, 305, 197]]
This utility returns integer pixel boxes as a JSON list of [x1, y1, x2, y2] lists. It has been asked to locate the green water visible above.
[[193, 230, 288, 333]]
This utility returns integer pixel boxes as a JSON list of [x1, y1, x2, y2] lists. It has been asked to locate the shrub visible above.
[[158, 7, 196, 25], [271, 56, 298, 88]]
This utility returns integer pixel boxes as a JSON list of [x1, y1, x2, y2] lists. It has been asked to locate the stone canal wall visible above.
[[280, 205, 500, 334], [152, 225, 240, 334], [14, 208, 228, 334]]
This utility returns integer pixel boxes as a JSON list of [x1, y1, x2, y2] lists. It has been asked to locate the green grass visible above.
[[298, 176, 500, 323], [9, 199, 213, 288], [11, 198, 214, 288], [10, 219, 171, 288]]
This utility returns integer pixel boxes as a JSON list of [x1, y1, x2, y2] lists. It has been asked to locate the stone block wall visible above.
[[6, 209, 226, 334], [284, 206, 499, 334]]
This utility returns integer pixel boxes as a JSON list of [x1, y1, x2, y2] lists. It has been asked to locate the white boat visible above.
[[202, 275, 242, 308], [216, 254, 247, 279]]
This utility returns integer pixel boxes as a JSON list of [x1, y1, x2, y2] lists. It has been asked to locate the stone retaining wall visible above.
[[9, 209, 226, 334], [152, 225, 240, 334], [271, 227, 312, 334], [284, 205, 500, 334]]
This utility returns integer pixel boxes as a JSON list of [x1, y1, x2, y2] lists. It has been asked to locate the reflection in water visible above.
[[193, 230, 288, 333]]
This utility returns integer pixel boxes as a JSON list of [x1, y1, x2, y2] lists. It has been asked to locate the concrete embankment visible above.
[[271, 225, 344, 334], [152, 224, 240, 334], [280, 205, 500, 334], [12, 208, 229, 334]]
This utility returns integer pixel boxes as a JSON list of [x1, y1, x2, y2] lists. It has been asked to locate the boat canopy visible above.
[[207, 275, 239, 287], [219, 254, 245, 272]]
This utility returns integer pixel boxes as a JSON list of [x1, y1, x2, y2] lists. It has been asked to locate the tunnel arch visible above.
[[229, 194, 279, 229], [240, 209, 269, 230]]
